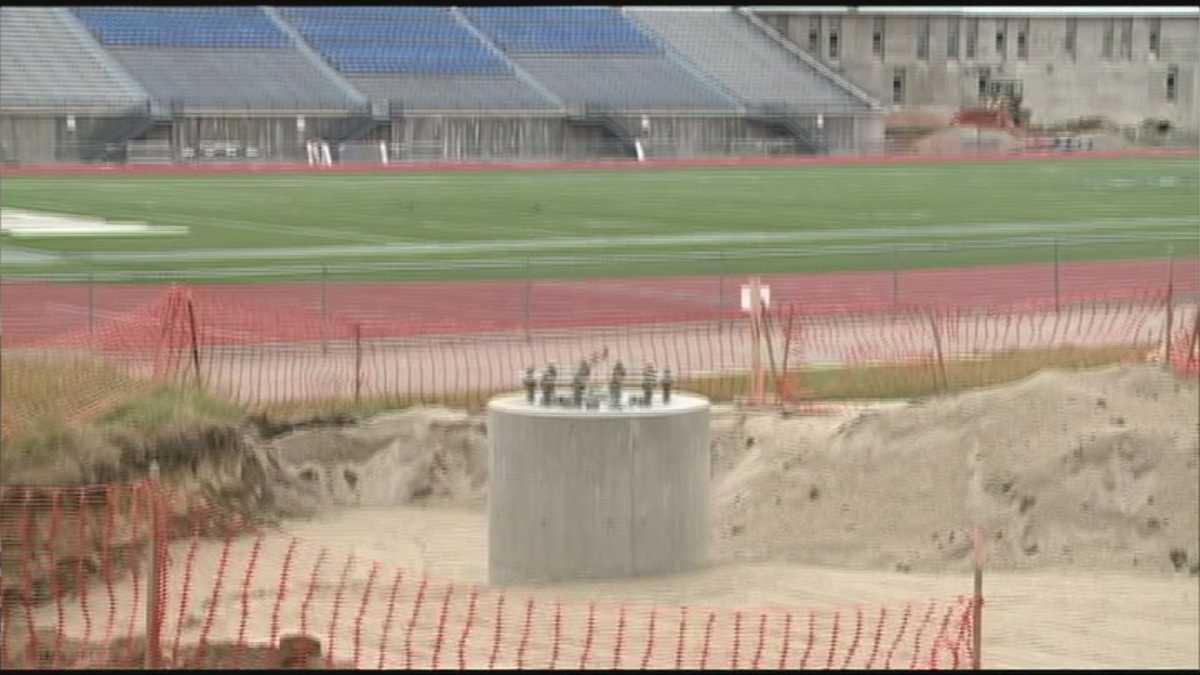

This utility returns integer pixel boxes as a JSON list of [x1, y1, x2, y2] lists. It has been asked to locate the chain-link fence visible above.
[[3, 239, 1194, 347]]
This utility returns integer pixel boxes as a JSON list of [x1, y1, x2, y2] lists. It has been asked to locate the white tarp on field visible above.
[[0, 208, 188, 237]]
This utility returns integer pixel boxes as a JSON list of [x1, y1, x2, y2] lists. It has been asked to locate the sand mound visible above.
[[914, 127, 1023, 155], [251, 365, 1197, 575], [713, 364, 1199, 574], [260, 407, 488, 515]]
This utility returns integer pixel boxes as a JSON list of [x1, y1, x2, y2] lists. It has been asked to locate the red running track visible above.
[[2, 258, 1196, 347]]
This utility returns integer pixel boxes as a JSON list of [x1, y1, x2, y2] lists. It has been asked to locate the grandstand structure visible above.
[[0, 5, 885, 164], [4, 5, 1195, 164]]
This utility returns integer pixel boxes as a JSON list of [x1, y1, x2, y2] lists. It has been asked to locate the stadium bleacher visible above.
[[1, 5, 884, 160], [5, 6, 869, 115], [73, 7, 290, 48], [281, 7, 509, 75], [0, 6, 148, 110], [462, 6, 660, 54], [627, 9, 872, 112], [72, 7, 363, 111], [461, 7, 735, 111], [276, 6, 556, 111]]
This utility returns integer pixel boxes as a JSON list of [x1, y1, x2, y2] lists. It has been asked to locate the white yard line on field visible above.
[[59, 216, 1199, 264]]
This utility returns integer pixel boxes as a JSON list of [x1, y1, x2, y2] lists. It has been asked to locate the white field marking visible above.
[[2, 201, 407, 246], [579, 219, 656, 231], [67, 216, 1195, 264], [163, 213, 403, 246], [0, 246, 61, 264], [0, 208, 188, 238]]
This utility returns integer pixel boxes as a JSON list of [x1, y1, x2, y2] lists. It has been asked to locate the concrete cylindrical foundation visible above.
[[487, 390, 710, 585]]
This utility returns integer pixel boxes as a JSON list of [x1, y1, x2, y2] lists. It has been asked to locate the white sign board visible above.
[[740, 284, 771, 311]]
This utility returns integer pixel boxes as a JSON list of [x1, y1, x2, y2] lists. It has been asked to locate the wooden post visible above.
[[927, 309, 948, 392], [186, 298, 202, 389], [523, 258, 532, 344], [1164, 246, 1175, 367], [320, 265, 328, 356], [749, 277, 765, 405], [145, 460, 163, 669], [972, 525, 985, 671], [354, 323, 362, 404], [87, 271, 96, 337], [780, 304, 797, 402], [1186, 311, 1200, 370], [891, 246, 900, 309], [718, 255, 726, 336], [1053, 238, 1060, 314], [761, 305, 782, 404]]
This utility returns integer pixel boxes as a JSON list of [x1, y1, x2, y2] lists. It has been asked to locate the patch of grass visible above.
[[1, 354, 143, 436], [686, 345, 1146, 402], [1, 355, 246, 484], [255, 390, 501, 424], [0, 343, 1149, 484], [2, 157, 1196, 279], [260, 345, 1147, 422], [98, 385, 244, 438]]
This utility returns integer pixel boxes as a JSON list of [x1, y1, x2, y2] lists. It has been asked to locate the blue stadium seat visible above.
[[74, 8, 290, 48], [68, 6, 363, 110], [277, 6, 511, 76], [462, 6, 660, 55]]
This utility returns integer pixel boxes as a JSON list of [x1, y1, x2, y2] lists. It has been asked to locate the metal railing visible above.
[[2, 136, 1195, 167]]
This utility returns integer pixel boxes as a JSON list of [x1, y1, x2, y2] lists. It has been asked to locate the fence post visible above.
[[354, 323, 363, 404], [972, 526, 985, 671], [927, 309, 948, 393], [1052, 238, 1060, 314], [1164, 246, 1174, 367], [523, 258, 532, 344], [718, 253, 727, 335], [891, 246, 900, 309], [88, 271, 96, 337], [1187, 311, 1200, 371], [186, 298, 202, 390], [146, 460, 163, 669], [749, 277, 765, 405], [320, 265, 328, 356]]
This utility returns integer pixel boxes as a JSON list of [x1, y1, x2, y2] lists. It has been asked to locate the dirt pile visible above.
[[913, 127, 1023, 155], [259, 407, 488, 515], [712, 364, 1199, 574], [252, 365, 1198, 575]]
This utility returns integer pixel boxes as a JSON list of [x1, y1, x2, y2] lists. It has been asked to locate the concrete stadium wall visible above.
[[0, 113, 156, 163], [170, 115, 370, 163], [1, 112, 884, 165], [0, 116, 58, 164], [613, 114, 780, 157], [761, 13, 1199, 137], [388, 114, 874, 161], [391, 115, 579, 161]]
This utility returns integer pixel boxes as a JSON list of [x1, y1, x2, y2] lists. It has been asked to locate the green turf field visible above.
[[1, 157, 1196, 281]]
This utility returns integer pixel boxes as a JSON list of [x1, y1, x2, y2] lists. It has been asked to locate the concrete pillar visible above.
[[488, 390, 710, 585]]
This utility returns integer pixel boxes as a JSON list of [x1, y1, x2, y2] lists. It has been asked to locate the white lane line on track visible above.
[[45, 303, 128, 321]]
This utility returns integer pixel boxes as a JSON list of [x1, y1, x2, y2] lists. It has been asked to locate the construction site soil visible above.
[[6, 363, 1199, 668]]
